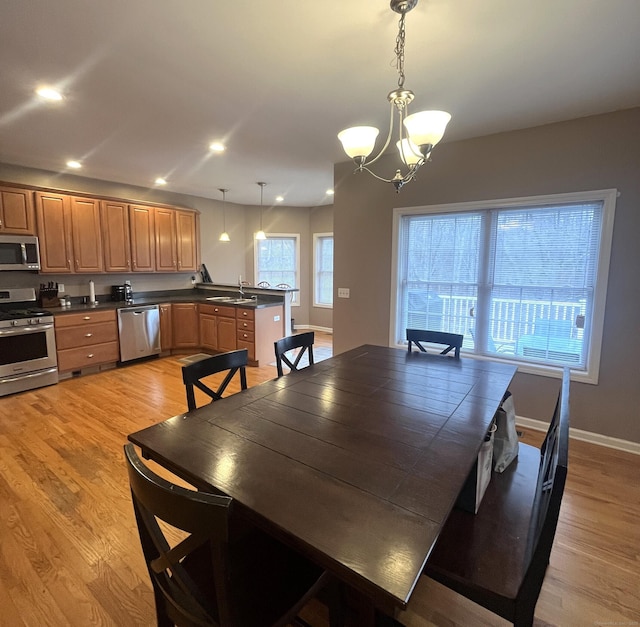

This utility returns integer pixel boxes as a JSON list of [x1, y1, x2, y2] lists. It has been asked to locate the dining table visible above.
[[128, 344, 516, 624]]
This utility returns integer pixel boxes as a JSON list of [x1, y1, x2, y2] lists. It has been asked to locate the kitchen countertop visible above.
[[51, 287, 285, 316]]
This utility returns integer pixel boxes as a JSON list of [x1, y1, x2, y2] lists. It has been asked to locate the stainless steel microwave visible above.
[[0, 235, 41, 271]]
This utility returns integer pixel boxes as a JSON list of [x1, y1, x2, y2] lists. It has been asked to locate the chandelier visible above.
[[337, 0, 451, 191]]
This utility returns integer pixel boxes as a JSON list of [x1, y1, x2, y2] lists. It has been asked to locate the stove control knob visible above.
[[11, 320, 20, 326], [30, 318, 40, 325]]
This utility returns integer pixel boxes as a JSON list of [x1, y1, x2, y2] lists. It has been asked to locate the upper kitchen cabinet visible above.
[[155, 207, 177, 272], [69, 196, 103, 273], [154, 208, 198, 273], [36, 192, 104, 273], [101, 200, 131, 272], [129, 204, 156, 272], [0, 186, 36, 235], [35, 192, 73, 273], [176, 210, 198, 271]]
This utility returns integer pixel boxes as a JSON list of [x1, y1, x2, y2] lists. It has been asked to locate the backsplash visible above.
[[0, 271, 194, 300]]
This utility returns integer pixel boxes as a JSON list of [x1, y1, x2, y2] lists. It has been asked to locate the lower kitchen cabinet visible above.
[[236, 305, 284, 366], [159, 303, 173, 350], [55, 310, 119, 372], [199, 304, 236, 353], [172, 303, 199, 348]]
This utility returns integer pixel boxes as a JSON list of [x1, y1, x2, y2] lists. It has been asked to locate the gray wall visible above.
[[333, 107, 640, 444]]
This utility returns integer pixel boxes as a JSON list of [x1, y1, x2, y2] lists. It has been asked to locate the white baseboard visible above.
[[516, 416, 640, 455]]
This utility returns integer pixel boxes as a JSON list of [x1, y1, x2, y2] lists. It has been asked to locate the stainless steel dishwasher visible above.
[[117, 305, 161, 362]]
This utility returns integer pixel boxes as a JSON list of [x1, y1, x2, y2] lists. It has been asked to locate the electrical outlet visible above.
[[338, 288, 350, 298], [274, 315, 280, 322], [57, 283, 65, 293]]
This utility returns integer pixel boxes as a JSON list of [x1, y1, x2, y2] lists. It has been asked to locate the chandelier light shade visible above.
[[218, 188, 230, 242], [337, 0, 451, 191], [255, 182, 267, 240]]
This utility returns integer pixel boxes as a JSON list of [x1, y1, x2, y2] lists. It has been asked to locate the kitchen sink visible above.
[[205, 296, 257, 305]]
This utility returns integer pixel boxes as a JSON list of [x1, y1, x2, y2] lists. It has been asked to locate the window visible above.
[[314, 233, 334, 307], [255, 234, 300, 304], [391, 189, 617, 383]]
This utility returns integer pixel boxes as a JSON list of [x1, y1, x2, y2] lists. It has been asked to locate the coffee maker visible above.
[[111, 282, 133, 304]]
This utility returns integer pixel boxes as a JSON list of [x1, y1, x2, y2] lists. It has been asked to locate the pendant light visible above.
[[218, 188, 230, 242], [255, 182, 267, 240]]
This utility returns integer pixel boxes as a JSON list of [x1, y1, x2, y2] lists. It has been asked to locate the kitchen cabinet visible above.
[[129, 204, 156, 272], [172, 303, 199, 348], [35, 192, 73, 273], [159, 303, 173, 351], [236, 305, 284, 365], [55, 310, 119, 372], [69, 196, 103, 273], [199, 304, 236, 353], [36, 192, 103, 273], [155, 207, 177, 272], [0, 186, 35, 234], [176, 210, 198, 271], [101, 200, 131, 272]]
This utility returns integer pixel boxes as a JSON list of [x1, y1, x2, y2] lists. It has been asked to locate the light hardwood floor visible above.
[[0, 333, 638, 626]]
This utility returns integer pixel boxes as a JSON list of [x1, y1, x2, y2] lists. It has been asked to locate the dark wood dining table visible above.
[[128, 344, 516, 622]]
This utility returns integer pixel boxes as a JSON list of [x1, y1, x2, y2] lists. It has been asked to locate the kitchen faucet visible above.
[[238, 277, 244, 297]]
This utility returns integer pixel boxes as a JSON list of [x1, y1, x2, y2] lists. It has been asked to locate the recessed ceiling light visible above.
[[209, 142, 225, 153], [36, 87, 63, 101], [326, 189, 335, 196], [155, 177, 167, 186], [66, 160, 82, 169], [275, 195, 284, 203]]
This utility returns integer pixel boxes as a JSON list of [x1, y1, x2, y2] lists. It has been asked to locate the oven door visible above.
[[0, 322, 58, 379]]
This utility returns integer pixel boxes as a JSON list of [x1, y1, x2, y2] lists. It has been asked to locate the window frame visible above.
[[254, 233, 301, 306], [390, 189, 617, 384], [313, 232, 334, 308]]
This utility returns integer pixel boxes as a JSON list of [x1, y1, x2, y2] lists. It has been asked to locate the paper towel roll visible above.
[[89, 280, 95, 304]]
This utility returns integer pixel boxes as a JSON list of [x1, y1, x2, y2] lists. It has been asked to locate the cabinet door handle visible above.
[[242, 312, 248, 317], [243, 322, 248, 327], [214, 308, 219, 312], [83, 316, 91, 320], [243, 333, 248, 338], [87, 353, 94, 358], [85, 333, 93, 337]]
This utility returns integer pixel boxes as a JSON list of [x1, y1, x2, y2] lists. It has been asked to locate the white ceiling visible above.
[[1, 0, 639, 207]]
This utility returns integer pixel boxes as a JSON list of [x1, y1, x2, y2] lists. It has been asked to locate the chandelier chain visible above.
[[395, 11, 407, 89]]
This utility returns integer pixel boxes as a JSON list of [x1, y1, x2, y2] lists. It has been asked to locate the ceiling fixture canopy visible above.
[[338, 0, 451, 192], [255, 182, 267, 240], [218, 188, 230, 242]]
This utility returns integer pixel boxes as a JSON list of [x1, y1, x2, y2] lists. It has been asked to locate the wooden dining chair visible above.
[[274, 331, 315, 377], [406, 329, 464, 358], [182, 349, 248, 411], [124, 443, 344, 627], [423, 369, 570, 626]]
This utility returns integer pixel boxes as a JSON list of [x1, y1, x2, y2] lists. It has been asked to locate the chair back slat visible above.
[[182, 350, 248, 411], [406, 329, 464, 358], [274, 332, 315, 377], [524, 368, 570, 571]]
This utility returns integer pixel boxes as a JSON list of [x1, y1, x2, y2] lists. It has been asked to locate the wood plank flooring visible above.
[[0, 333, 638, 626]]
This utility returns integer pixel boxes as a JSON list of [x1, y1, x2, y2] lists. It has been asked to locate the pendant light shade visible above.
[[218, 188, 230, 242], [255, 182, 267, 240]]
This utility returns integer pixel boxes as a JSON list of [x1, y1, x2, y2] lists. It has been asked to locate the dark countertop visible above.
[[52, 287, 285, 316]]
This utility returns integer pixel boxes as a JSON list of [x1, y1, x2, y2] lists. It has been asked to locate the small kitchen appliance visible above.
[[111, 283, 133, 304], [0, 287, 58, 396]]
